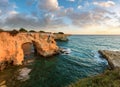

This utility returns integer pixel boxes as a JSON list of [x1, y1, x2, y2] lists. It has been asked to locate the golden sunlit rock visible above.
[[0, 32, 59, 70]]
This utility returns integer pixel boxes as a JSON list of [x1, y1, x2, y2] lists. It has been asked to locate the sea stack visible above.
[[0, 32, 59, 70], [53, 32, 69, 41]]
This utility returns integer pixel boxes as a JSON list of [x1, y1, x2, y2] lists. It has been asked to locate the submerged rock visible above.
[[99, 50, 120, 69], [0, 81, 7, 87], [17, 67, 31, 81], [0, 32, 59, 70]]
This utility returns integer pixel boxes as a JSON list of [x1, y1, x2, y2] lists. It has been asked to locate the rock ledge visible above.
[[99, 50, 120, 69]]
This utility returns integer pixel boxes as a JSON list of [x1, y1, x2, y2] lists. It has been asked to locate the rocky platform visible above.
[[99, 50, 120, 69]]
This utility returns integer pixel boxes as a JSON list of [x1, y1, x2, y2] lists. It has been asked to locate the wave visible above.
[[92, 50, 108, 64], [60, 48, 72, 55]]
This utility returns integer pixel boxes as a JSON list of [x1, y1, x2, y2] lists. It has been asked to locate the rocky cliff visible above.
[[99, 50, 120, 69], [53, 33, 69, 41], [0, 32, 59, 70]]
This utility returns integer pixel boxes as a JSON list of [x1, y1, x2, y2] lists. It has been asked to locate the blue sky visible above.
[[0, 0, 120, 34]]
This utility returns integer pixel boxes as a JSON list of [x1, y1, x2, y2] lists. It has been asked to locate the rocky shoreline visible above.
[[0, 32, 60, 71], [53, 33, 69, 41], [99, 50, 120, 69], [68, 50, 120, 87]]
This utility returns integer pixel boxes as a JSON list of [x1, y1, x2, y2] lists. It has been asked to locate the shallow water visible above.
[[1, 35, 120, 87]]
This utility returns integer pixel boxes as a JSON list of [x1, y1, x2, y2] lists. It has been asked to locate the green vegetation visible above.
[[19, 28, 27, 32], [9, 29, 19, 36], [0, 29, 4, 32], [68, 69, 120, 87], [58, 32, 64, 34], [39, 31, 45, 33], [29, 30, 36, 32]]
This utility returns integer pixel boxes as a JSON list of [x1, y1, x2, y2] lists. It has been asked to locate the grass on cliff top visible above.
[[68, 69, 120, 87]]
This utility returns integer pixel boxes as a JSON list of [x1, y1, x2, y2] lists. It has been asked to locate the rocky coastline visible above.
[[53, 33, 69, 41], [99, 50, 120, 69], [69, 50, 120, 87], [0, 31, 59, 71]]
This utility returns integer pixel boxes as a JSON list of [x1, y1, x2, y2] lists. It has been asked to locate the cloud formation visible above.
[[77, 5, 82, 9], [67, 0, 75, 2], [93, 1, 115, 8], [0, 0, 120, 34], [0, 0, 17, 15], [38, 0, 60, 12]]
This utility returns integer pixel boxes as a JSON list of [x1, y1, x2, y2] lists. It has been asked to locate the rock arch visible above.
[[22, 42, 33, 58], [0, 32, 59, 70]]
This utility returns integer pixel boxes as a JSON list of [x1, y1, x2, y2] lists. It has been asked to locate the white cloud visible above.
[[38, 0, 60, 12], [77, 5, 82, 9], [56, 7, 73, 17], [93, 1, 115, 7], [68, 7, 116, 28], [67, 0, 75, 2], [0, 0, 17, 17], [9, 10, 18, 15]]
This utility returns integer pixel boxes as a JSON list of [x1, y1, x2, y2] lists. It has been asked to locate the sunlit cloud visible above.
[[67, 0, 75, 2], [0, 0, 120, 34], [93, 1, 115, 8]]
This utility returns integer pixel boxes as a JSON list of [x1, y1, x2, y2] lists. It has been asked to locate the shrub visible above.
[[58, 32, 64, 34], [19, 28, 27, 32], [9, 29, 19, 36], [0, 29, 4, 32], [39, 31, 45, 33], [29, 30, 36, 32]]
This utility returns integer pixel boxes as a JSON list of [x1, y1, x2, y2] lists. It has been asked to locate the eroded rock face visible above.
[[0, 32, 59, 70], [99, 50, 120, 69], [53, 33, 69, 41]]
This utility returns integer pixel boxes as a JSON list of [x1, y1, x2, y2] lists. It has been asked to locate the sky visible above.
[[0, 0, 120, 34]]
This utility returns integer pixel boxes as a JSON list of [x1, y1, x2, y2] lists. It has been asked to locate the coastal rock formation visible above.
[[0, 32, 59, 70], [99, 50, 120, 69], [53, 33, 69, 41], [17, 67, 32, 81]]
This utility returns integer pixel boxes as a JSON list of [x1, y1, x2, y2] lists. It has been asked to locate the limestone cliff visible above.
[[53, 33, 69, 41], [0, 32, 59, 70], [99, 50, 120, 69]]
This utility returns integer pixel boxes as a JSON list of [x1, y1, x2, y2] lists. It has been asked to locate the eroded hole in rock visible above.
[[22, 42, 36, 59], [22, 42, 37, 65]]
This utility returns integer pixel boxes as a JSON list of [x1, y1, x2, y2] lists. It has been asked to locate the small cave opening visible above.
[[22, 42, 37, 59]]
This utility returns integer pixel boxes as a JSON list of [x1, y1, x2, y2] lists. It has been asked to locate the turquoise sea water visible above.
[[1, 35, 120, 87]]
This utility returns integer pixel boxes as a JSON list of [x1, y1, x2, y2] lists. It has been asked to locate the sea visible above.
[[1, 35, 120, 87]]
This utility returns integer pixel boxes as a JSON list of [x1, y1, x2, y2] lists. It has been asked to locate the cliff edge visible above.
[[53, 33, 69, 41], [0, 32, 59, 70], [99, 50, 120, 69]]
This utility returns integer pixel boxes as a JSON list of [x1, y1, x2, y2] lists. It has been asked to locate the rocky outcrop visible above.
[[0, 32, 59, 70], [99, 50, 120, 69], [53, 33, 69, 41], [17, 67, 32, 81]]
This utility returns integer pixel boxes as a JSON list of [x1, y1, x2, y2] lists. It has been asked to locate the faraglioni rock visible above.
[[53, 33, 69, 41], [0, 32, 59, 70], [99, 50, 120, 69]]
